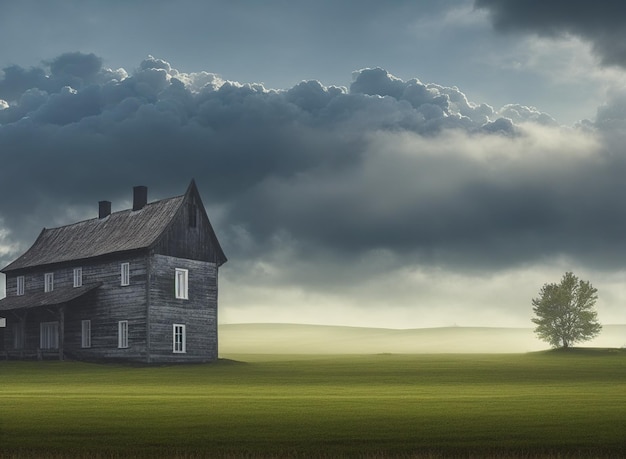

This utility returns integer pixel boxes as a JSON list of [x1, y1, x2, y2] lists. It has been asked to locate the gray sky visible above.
[[1, 0, 626, 328]]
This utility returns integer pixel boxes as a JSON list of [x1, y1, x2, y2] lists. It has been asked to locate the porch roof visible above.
[[0, 283, 102, 312]]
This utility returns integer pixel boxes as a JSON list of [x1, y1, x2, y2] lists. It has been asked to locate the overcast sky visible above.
[[1, 0, 626, 329]]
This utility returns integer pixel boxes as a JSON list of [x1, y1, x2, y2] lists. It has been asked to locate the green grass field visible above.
[[1, 351, 626, 458]]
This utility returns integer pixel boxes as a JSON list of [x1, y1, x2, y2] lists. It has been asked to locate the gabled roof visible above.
[[2, 194, 184, 272], [2, 180, 227, 272]]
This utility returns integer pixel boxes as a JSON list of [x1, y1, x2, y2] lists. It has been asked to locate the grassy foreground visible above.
[[1, 351, 625, 458]]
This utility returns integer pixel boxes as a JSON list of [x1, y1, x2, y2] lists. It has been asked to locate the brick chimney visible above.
[[133, 186, 148, 211], [99, 200, 111, 219]]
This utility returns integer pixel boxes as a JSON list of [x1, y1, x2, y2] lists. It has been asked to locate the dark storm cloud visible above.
[[475, 0, 626, 67], [0, 53, 105, 103], [48, 52, 102, 82], [0, 53, 622, 276]]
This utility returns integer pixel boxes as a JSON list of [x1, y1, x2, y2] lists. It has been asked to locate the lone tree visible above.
[[531, 272, 602, 348]]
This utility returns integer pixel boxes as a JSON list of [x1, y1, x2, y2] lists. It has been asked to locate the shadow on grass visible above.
[[532, 347, 626, 356]]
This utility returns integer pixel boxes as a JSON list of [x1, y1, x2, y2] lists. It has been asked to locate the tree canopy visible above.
[[531, 272, 602, 348]]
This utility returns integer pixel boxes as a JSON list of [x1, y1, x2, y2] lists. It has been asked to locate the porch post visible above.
[[20, 310, 28, 358], [58, 306, 65, 361]]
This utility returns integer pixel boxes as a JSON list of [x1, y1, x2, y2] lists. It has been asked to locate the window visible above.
[[81, 320, 91, 348], [40, 321, 59, 350], [121, 263, 130, 286], [16, 276, 24, 296], [13, 324, 24, 349], [44, 273, 54, 293], [175, 269, 188, 300], [73, 268, 83, 288], [118, 320, 128, 348], [173, 324, 186, 353]]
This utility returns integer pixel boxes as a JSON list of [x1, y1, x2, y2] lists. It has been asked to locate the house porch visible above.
[[0, 283, 101, 361]]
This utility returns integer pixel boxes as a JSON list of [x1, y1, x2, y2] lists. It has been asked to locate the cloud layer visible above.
[[476, 0, 626, 68], [2, 52, 626, 326]]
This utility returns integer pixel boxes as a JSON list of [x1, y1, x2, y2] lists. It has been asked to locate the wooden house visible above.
[[0, 180, 226, 363]]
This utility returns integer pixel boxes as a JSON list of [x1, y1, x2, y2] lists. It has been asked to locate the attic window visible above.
[[188, 203, 197, 228]]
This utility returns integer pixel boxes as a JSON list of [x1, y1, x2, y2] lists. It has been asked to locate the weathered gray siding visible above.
[[148, 254, 218, 363], [152, 189, 225, 265], [66, 255, 149, 361], [5, 270, 47, 297], [1, 181, 225, 363], [5, 274, 16, 297], [2, 254, 150, 361]]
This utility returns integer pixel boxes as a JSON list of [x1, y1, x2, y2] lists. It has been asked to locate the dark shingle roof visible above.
[[2, 196, 184, 272], [0, 282, 103, 311]]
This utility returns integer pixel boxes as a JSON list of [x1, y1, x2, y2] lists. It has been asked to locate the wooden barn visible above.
[[0, 180, 226, 363]]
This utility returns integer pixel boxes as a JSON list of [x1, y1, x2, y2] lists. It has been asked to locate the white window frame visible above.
[[118, 320, 129, 348], [44, 273, 54, 293], [81, 320, 91, 348], [40, 321, 59, 350], [175, 268, 188, 300], [16, 276, 25, 296], [173, 324, 186, 353], [121, 263, 130, 286], [73, 268, 83, 288]]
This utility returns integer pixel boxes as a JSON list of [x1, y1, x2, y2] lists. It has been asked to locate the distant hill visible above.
[[219, 323, 626, 354]]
